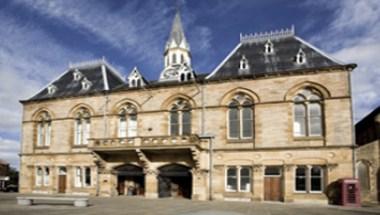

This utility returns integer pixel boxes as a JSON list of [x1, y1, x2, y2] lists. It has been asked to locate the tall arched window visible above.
[[228, 93, 253, 139], [169, 99, 191, 136], [36, 111, 51, 147], [118, 103, 138, 138], [74, 107, 91, 146], [172, 54, 177, 64], [293, 88, 323, 137]]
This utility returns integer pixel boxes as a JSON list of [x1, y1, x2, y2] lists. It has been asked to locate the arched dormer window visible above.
[[178, 64, 193, 82], [228, 93, 253, 139], [295, 48, 306, 64], [73, 69, 83, 81], [81, 77, 92, 91], [47, 85, 57, 95], [118, 103, 138, 138], [36, 111, 51, 147], [293, 88, 323, 137], [128, 68, 145, 88], [239, 55, 249, 70], [74, 107, 91, 146], [169, 99, 191, 136], [264, 39, 274, 54]]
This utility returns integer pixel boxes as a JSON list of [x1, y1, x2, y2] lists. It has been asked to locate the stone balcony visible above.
[[88, 135, 206, 151]]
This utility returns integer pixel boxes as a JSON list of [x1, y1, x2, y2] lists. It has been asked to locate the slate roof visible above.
[[26, 60, 125, 101], [23, 27, 356, 103], [206, 28, 354, 80]]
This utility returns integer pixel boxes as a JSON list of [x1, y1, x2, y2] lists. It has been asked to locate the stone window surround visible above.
[[294, 165, 324, 193], [225, 166, 252, 193]]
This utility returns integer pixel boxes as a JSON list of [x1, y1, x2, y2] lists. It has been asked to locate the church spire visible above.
[[159, 9, 194, 82], [165, 9, 190, 52]]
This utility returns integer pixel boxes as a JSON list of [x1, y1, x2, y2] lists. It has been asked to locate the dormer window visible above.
[[81, 77, 92, 91], [73, 69, 83, 81], [295, 48, 306, 64], [128, 67, 145, 88], [47, 85, 57, 95], [264, 40, 274, 54], [239, 55, 250, 71]]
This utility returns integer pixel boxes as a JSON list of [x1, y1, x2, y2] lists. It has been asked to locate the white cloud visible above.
[[0, 137, 20, 168], [310, 0, 380, 121]]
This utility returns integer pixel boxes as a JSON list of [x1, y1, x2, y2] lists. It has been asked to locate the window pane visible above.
[[310, 167, 323, 191], [309, 103, 322, 136], [128, 114, 137, 137], [240, 167, 251, 192], [85, 167, 91, 186], [119, 116, 127, 138], [226, 167, 237, 191], [44, 167, 50, 186], [229, 108, 240, 138], [294, 104, 306, 136], [170, 111, 179, 136], [83, 119, 90, 145], [75, 120, 82, 145], [295, 167, 307, 191], [45, 122, 51, 146], [37, 123, 43, 146], [182, 111, 191, 135], [296, 177, 306, 191], [265, 167, 281, 176], [242, 107, 253, 138], [75, 167, 82, 187]]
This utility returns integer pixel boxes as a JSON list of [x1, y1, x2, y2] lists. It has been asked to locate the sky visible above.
[[0, 0, 379, 169]]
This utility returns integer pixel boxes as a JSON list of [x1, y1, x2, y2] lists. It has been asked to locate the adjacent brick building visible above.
[[19, 11, 357, 203]]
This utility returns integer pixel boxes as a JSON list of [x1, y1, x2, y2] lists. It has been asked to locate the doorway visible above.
[[58, 167, 67, 193], [264, 166, 283, 201], [158, 164, 192, 199], [115, 164, 145, 196]]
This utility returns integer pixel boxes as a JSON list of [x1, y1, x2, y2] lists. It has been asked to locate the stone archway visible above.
[[114, 164, 145, 196], [158, 164, 192, 199]]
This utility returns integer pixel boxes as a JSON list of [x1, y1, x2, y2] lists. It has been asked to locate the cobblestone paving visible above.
[[0, 193, 379, 215]]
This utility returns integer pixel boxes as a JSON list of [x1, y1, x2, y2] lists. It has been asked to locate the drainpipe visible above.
[[348, 69, 356, 178]]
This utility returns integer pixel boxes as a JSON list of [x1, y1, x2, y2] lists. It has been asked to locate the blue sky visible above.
[[0, 0, 379, 168]]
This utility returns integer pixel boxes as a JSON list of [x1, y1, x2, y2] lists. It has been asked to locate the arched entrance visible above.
[[114, 164, 145, 196], [158, 164, 192, 199]]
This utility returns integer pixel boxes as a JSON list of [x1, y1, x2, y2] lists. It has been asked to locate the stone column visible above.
[[252, 164, 264, 201], [191, 169, 208, 200], [283, 164, 295, 202], [144, 169, 158, 198]]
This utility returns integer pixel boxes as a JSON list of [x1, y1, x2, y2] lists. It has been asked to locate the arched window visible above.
[[357, 161, 370, 192], [172, 54, 177, 64], [74, 107, 91, 146], [181, 54, 184, 64], [36, 111, 51, 147], [169, 99, 191, 136], [118, 103, 138, 138], [295, 48, 306, 64], [228, 93, 253, 139], [293, 88, 323, 137], [264, 39, 273, 54], [239, 55, 249, 70]]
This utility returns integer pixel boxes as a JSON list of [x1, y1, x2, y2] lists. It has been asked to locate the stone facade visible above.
[[355, 106, 380, 203], [19, 69, 355, 203]]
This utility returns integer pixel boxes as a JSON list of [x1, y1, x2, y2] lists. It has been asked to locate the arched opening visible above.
[[158, 164, 192, 199], [114, 164, 145, 196]]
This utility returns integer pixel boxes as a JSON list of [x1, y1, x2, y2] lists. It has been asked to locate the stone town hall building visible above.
[[19, 11, 357, 203]]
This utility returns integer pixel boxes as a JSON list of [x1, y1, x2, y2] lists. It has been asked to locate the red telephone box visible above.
[[340, 178, 361, 207]]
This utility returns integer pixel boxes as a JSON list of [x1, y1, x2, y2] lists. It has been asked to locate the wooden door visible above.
[[264, 177, 282, 201], [58, 175, 66, 193]]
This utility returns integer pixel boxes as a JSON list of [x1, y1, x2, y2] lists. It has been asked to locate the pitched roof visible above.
[[25, 59, 125, 101], [206, 27, 353, 80]]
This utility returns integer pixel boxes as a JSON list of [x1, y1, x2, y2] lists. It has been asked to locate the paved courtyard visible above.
[[0, 193, 379, 215]]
